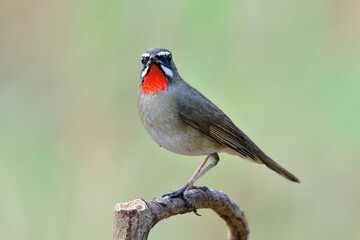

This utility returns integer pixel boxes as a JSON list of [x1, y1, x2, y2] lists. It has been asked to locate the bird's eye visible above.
[[166, 54, 172, 63], [141, 56, 149, 65]]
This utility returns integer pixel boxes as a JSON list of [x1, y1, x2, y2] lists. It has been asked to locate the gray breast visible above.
[[137, 88, 224, 156]]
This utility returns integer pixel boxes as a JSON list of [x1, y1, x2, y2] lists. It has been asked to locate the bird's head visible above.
[[140, 48, 178, 95]]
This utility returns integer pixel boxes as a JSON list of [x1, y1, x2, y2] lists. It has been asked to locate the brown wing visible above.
[[177, 86, 260, 161], [177, 84, 300, 183]]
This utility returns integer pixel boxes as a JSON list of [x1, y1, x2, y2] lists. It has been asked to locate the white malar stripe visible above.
[[141, 53, 150, 58], [160, 65, 173, 78], [141, 66, 149, 78], [156, 51, 170, 56]]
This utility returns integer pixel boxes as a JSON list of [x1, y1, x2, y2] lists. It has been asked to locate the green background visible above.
[[1, 0, 359, 239]]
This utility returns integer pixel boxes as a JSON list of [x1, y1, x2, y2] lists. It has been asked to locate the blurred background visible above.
[[1, 0, 359, 239]]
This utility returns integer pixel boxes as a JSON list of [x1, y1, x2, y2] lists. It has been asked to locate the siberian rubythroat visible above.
[[137, 48, 299, 203]]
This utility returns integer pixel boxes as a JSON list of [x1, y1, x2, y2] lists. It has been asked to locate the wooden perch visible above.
[[113, 186, 249, 240]]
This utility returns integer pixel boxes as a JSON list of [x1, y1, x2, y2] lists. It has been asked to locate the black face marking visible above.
[[166, 54, 172, 63], [154, 51, 172, 68], [141, 56, 149, 65], [140, 48, 176, 83], [157, 54, 165, 62]]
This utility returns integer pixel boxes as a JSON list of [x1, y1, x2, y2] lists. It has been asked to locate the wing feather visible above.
[[177, 87, 258, 160], [176, 84, 300, 183]]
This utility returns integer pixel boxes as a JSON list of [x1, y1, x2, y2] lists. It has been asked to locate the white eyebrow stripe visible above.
[[141, 53, 150, 58], [141, 66, 149, 78], [156, 51, 170, 56], [160, 65, 173, 78]]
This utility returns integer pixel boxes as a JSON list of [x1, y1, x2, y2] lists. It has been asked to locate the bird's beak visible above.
[[149, 55, 160, 65]]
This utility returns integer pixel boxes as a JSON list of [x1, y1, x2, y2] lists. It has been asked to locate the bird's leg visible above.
[[185, 153, 219, 188], [161, 155, 209, 199], [161, 153, 219, 213], [189, 155, 210, 181]]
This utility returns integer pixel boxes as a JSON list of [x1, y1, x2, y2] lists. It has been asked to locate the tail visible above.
[[256, 151, 300, 183]]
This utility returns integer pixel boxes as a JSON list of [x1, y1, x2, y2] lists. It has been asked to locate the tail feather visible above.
[[256, 151, 300, 183]]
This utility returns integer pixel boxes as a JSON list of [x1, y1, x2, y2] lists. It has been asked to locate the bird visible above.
[[137, 48, 299, 207]]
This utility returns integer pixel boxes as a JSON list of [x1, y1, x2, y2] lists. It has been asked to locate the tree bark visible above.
[[113, 186, 249, 240]]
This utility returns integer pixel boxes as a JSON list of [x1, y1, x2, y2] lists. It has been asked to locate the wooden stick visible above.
[[113, 186, 249, 240]]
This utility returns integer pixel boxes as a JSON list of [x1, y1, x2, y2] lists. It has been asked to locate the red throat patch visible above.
[[142, 64, 170, 95]]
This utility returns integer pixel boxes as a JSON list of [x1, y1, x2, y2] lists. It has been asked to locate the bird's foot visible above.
[[161, 188, 190, 214]]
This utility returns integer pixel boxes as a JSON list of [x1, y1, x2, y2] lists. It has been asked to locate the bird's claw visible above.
[[193, 209, 201, 216], [161, 189, 190, 214]]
